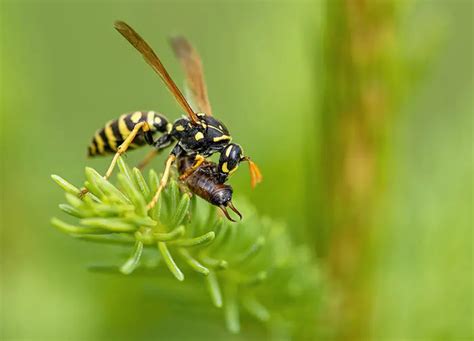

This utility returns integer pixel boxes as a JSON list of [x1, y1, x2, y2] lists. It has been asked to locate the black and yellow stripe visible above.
[[88, 111, 169, 157]]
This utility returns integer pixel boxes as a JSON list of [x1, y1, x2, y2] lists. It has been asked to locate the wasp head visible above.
[[216, 143, 244, 183]]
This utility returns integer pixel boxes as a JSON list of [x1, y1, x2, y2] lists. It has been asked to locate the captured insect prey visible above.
[[177, 156, 242, 222], [83, 20, 262, 221]]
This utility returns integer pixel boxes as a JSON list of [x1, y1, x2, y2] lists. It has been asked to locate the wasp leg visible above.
[[178, 154, 205, 180], [147, 154, 176, 210], [137, 149, 158, 170], [104, 121, 151, 180], [79, 121, 152, 198], [136, 132, 174, 170]]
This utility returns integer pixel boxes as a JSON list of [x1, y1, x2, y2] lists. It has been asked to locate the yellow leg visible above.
[[147, 154, 176, 210], [179, 154, 205, 180], [79, 122, 150, 198], [137, 149, 158, 170], [104, 122, 150, 180]]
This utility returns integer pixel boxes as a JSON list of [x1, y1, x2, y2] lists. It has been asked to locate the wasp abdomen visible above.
[[88, 111, 170, 157]]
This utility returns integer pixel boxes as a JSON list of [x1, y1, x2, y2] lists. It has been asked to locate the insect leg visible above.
[[137, 132, 175, 170], [104, 121, 150, 179], [79, 121, 151, 198], [137, 149, 158, 170], [147, 153, 176, 210], [178, 154, 205, 180]]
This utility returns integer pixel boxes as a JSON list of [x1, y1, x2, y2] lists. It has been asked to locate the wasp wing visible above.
[[169, 36, 212, 116], [114, 21, 199, 124]]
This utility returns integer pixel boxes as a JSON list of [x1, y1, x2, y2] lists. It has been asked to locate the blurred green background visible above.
[[0, 0, 472, 340]]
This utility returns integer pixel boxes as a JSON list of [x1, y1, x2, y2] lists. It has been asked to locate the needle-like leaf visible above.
[[206, 271, 223, 308], [153, 225, 186, 241], [224, 282, 240, 334], [167, 231, 215, 247], [158, 242, 184, 281], [178, 248, 209, 275], [51, 160, 321, 335], [120, 240, 144, 274]]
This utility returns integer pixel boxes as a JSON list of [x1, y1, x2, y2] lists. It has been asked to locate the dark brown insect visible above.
[[177, 155, 242, 222]]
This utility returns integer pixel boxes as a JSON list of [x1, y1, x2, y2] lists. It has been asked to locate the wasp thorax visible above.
[[201, 116, 232, 145]]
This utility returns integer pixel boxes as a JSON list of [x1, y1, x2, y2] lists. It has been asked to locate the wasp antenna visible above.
[[228, 201, 243, 221], [242, 157, 262, 189], [249, 160, 262, 188]]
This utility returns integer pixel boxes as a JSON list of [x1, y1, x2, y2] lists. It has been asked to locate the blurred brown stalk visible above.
[[317, 0, 399, 338]]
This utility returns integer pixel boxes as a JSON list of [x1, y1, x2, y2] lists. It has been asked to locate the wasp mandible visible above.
[[86, 21, 262, 220]]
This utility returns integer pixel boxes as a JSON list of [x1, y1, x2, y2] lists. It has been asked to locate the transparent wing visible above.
[[114, 21, 199, 124], [170, 36, 212, 116]]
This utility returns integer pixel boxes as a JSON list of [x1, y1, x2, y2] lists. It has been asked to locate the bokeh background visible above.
[[0, 0, 472, 340]]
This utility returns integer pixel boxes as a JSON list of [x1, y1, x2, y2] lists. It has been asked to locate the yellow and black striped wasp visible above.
[[86, 21, 262, 220]]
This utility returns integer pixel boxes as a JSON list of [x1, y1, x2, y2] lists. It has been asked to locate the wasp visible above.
[[85, 21, 262, 220]]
